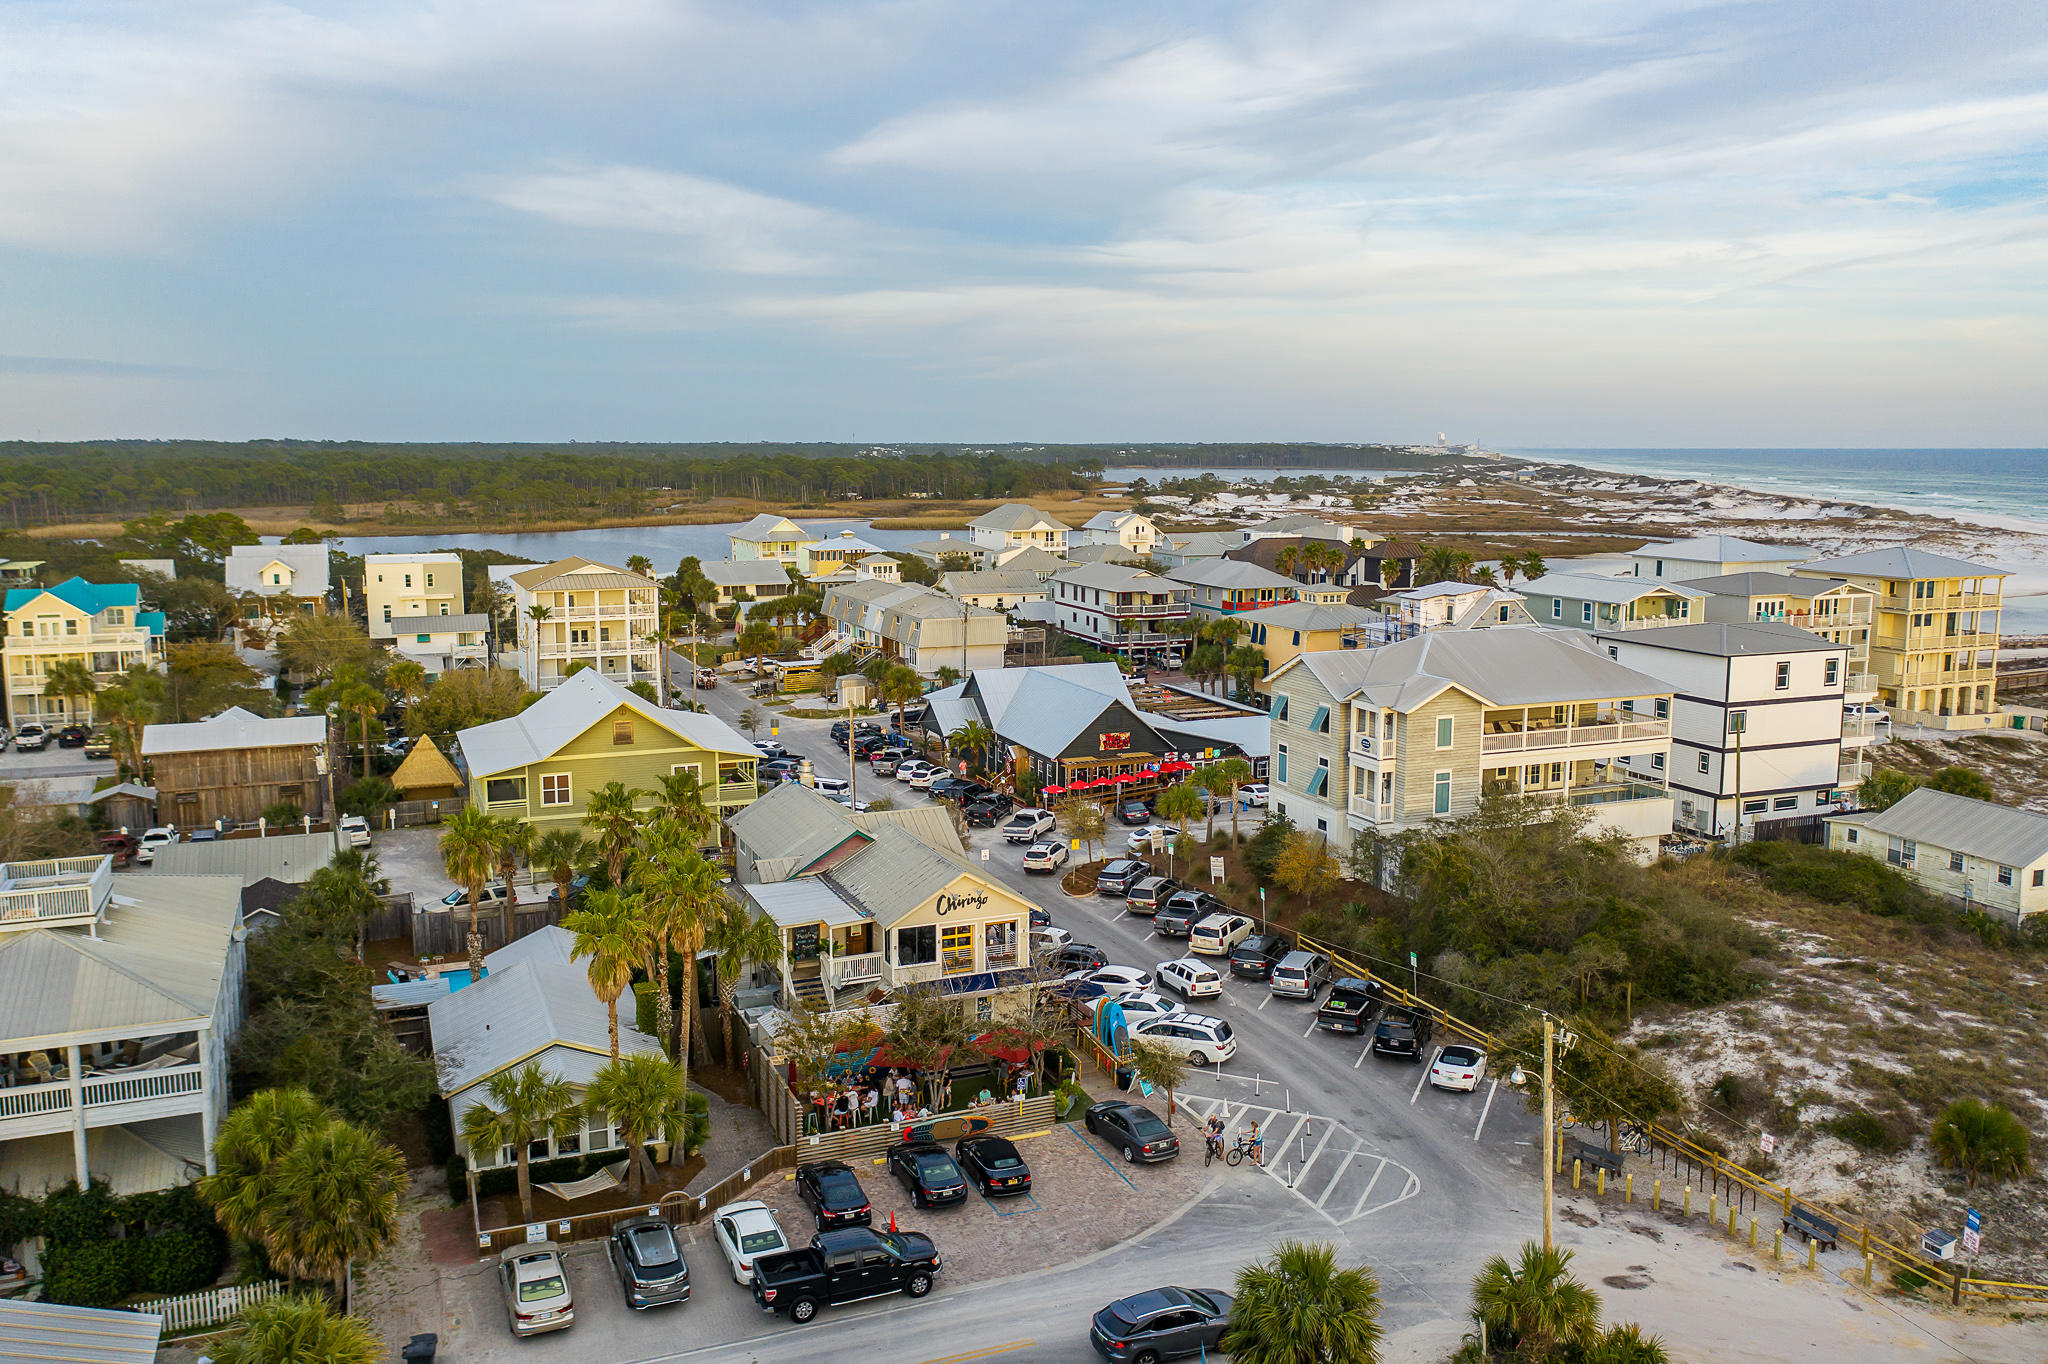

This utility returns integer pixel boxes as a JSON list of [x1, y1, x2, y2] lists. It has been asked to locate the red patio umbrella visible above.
[[1042, 784, 1065, 795], [1110, 773, 1139, 784]]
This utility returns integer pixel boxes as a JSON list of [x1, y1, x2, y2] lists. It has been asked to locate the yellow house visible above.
[[2, 578, 166, 727], [1241, 601, 1384, 674], [454, 669, 758, 831]]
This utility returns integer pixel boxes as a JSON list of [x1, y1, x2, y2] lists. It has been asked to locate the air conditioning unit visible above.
[[1921, 1229, 1957, 1262]]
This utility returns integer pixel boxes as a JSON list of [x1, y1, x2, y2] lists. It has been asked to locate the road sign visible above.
[[1209, 855, 1225, 881], [1759, 1132, 1776, 1156], [1964, 1207, 1982, 1255], [980, 848, 990, 863]]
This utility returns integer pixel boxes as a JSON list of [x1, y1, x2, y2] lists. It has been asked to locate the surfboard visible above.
[[902, 1114, 993, 1144]]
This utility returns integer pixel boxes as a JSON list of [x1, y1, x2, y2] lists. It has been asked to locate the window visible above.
[[439, 603, 450, 616], [1308, 761, 1328, 797], [1582, 602, 1593, 623], [896, 925, 937, 966], [1728, 710, 1748, 735], [1433, 770, 1452, 815], [1552, 598, 1562, 620], [1652, 754, 1666, 771], [1310, 704, 1330, 734], [1609, 646, 1618, 660], [404, 574, 412, 587], [613, 718, 633, 745], [540, 773, 571, 806], [1742, 799, 1768, 815], [941, 923, 974, 972], [1655, 560, 1664, 576], [1698, 752, 1710, 774], [1275, 744, 1287, 784], [485, 777, 525, 804], [1998, 865, 2014, 887], [1272, 695, 1289, 722], [1846, 828, 1859, 845], [64, 619, 77, 636], [1773, 796, 1798, 811], [382, 605, 392, 623], [1773, 661, 1790, 691], [417, 634, 431, 643], [1950, 850, 1965, 872], [2033, 869, 2044, 888], [1825, 659, 1840, 687], [425, 571, 434, 587], [1653, 698, 1670, 719], [1886, 837, 1915, 867], [1436, 716, 1454, 749], [1499, 604, 1511, 622]]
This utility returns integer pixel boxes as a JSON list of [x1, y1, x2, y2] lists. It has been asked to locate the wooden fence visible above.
[[1290, 930, 2048, 1306], [409, 895, 566, 958], [140, 1279, 286, 1335], [362, 892, 413, 943]]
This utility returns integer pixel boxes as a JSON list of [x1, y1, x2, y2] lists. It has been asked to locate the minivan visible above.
[[1269, 950, 1332, 1000]]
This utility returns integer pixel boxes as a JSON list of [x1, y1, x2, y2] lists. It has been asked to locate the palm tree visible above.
[[532, 828, 588, 911], [1275, 544, 1301, 579], [310, 666, 384, 779], [1380, 557, 1402, 591], [1470, 1242, 1603, 1360], [456, 1062, 580, 1223], [1473, 565, 1500, 588], [41, 657, 97, 727], [635, 819, 723, 1065], [644, 628, 670, 701], [738, 619, 778, 674], [387, 659, 428, 709], [581, 780, 643, 886], [1128, 1039, 1189, 1119], [934, 664, 961, 689], [705, 899, 786, 1067], [524, 602, 553, 682], [1227, 645, 1266, 699], [585, 1052, 685, 1200], [1931, 1098, 2031, 1187], [1222, 1240, 1383, 1364], [952, 719, 996, 775], [1520, 551, 1547, 581], [1499, 552, 1526, 586], [1155, 782, 1205, 855], [882, 663, 924, 732], [266, 1114, 406, 1295], [650, 768, 715, 842], [1584, 1322, 1671, 1363], [211, 1294, 382, 1364], [440, 806, 499, 979], [626, 553, 655, 578], [1417, 545, 1460, 587], [199, 1088, 331, 1250], [490, 815, 532, 942], [1189, 642, 1226, 695], [563, 887, 645, 1059], [1213, 755, 1254, 842]]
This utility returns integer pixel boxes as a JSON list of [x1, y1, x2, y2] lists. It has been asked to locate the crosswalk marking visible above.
[[1182, 1095, 1421, 1226]]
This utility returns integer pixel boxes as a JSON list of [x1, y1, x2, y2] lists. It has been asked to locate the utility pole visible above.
[[847, 696, 858, 807], [1542, 1014, 1557, 1253]]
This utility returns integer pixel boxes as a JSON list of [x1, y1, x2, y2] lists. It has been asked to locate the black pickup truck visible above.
[[1316, 976, 1386, 1034], [751, 1227, 941, 1324]]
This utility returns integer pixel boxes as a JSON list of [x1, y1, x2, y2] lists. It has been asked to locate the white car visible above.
[[1134, 1013, 1237, 1065], [710, 1200, 790, 1285], [1002, 808, 1057, 843], [1428, 1044, 1489, 1093], [1064, 964, 1153, 999], [1126, 823, 1177, 854], [1240, 783, 1269, 807], [499, 1241, 574, 1337], [1107, 990, 1183, 1026], [812, 777, 850, 796], [339, 814, 372, 849], [1156, 957, 1223, 1000], [136, 827, 180, 864], [1031, 925, 1074, 960], [1188, 913, 1255, 956], [1022, 840, 1069, 874], [753, 740, 787, 761], [826, 792, 874, 813], [895, 760, 933, 784]]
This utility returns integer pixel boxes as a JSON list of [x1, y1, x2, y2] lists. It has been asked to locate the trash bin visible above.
[[400, 1334, 437, 1363], [1114, 1064, 1135, 1092]]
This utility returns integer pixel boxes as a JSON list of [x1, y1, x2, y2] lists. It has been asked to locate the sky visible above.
[[2, 1, 2046, 447]]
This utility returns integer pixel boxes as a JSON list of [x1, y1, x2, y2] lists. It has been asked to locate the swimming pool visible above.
[[439, 968, 485, 990]]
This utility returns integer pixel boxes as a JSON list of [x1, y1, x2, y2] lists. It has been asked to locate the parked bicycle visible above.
[[1224, 1127, 1264, 1167]]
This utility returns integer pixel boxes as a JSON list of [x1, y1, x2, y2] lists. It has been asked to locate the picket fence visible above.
[[139, 1278, 287, 1335]]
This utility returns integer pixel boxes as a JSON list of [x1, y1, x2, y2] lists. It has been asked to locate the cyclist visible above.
[[1241, 1121, 1263, 1167], [1203, 1115, 1225, 1163]]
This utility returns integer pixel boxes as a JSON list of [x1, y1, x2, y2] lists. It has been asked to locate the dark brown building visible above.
[[139, 706, 331, 830]]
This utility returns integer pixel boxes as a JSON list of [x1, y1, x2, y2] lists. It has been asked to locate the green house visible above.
[[454, 670, 759, 831]]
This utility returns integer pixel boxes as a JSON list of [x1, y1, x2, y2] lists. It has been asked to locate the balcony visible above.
[[715, 780, 757, 805], [1844, 671, 1876, 696], [0, 857, 114, 933], [824, 952, 885, 991], [1105, 601, 1187, 618], [1784, 604, 1873, 628], [1480, 718, 1670, 754], [1838, 755, 1872, 787], [1354, 733, 1392, 758], [0, 1062, 205, 1139]]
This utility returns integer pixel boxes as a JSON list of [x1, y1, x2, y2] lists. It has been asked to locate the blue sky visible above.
[[3, 1, 2045, 445]]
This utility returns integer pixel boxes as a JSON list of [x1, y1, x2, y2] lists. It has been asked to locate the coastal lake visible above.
[[328, 518, 935, 569]]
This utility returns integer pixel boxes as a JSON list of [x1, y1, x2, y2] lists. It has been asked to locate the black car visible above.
[[794, 1161, 873, 1230], [831, 721, 883, 745], [1028, 906, 1052, 930], [1117, 799, 1153, 826], [956, 1135, 1032, 1197], [1091, 1286, 1235, 1363], [1154, 891, 1224, 939], [607, 1215, 690, 1309], [1085, 1101, 1180, 1163], [1050, 942, 1109, 974], [1317, 977, 1386, 1034], [887, 1142, 969, 1209], [760, 760, 801, 782], [56, 725, 90, 748], [963, 793, 1015, 825], [1095, 859, 1150, 897], [1228, 933, 1290, 981], [1124, 877, 1182, 916], [931, 777, 989, 802], [1372, 1006, 1435, 1062], [752, 1227, 940, 1323]]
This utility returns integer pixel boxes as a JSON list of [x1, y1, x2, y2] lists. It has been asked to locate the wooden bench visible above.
[[1782, 1207, 1840, 1253], [1565, 1137, 1624, 1176]]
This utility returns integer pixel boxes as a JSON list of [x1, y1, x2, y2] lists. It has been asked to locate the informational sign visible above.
[[1100, 732, 1131, 751], [1759, 1132, 1776, 1157], [1964, 1207, 1982, 1255], [524, 1223, 547, 1244], [1137, 1077, 1154, 1098], [1210, 855, 1225, 882], [980, 848, 990, 862], [790, 924, 820, 960], [771, 724, 779, 737]]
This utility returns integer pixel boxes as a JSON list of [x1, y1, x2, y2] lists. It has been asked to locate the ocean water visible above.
[[1510, 449, 2048, 534]]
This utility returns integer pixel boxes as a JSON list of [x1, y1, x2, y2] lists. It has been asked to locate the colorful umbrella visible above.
[[1111, 772, 1139, 784]]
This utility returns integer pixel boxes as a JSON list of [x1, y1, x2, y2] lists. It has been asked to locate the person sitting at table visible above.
[[975, 1086, 995, 1106]]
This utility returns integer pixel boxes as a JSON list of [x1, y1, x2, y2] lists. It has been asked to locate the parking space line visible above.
[[914, 1342, 1037, 1364], [1257, 993, 1271, 1011], [1296, 1123, 1336, 1177], [1300, 1013, 1320, 1038], [1064, 1125, 1138, 1191], [1353, 1042, 1372, 1069], [1349, 1157, 1389, 1219], [1313, 1147, 1360, 1208], [1270, 1113, 1308, 1161], [987, 1192, 1040, 1218], [1474, 1080, 1500, 1141], [1409, 1067, 1430, 1105]]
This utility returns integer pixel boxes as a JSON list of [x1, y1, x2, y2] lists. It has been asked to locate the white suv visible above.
[[339, 815, 372, 849], [1155, 957, 1223, 1000], [1134, 1013, 1236, 1065], [1188, 913, 1254, 956]]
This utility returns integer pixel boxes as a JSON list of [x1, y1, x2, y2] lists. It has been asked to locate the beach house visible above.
[[819, 582, 1007, 676], [224, 545, 332, 624], [1046, 563, 1189, 661], [1629, 535, 1812, 580], [1165, 558, 1301, 618], [499, 556, 663, 693], [2, 578, 167, 729], [1077, 511, 1165, 558], [1518, 573, 1703, 632], [140, 708, 332, 829], [364, 552, 464, 637], [967, 504, 1071, 558], [1827, 789, 2048, 922], [727, 514, 819, 565]]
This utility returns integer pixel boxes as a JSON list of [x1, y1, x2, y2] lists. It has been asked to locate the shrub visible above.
[[39, 1179, 120, 1245], [338, 775, 399, 816], [680, 1091, 712, 1158], [40, 1240, 133, 1308], [633, 980, 658, 1038], [259, 801, 303, 826], [129, 1229, 227, 1295], [1931, 1098, 2031, 1187], [1822, 1109, 1910, 1154], [0, 1189, 40, 1254], [1729, 841, 1945, 923]]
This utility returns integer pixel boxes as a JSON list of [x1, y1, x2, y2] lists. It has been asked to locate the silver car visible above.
[[500, 1241, 574, 1336]]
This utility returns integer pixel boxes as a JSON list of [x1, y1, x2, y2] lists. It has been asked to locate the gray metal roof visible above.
[[1519, 573, 1706, 605], [1672, 572, 1853, 598], [962, 663, 1136, 755], [456, 669, 754, 777], [968, 503, 1069, 533], [150, 830, 340, 885], [1842, 788, 2048, 869], [703, 560, 799, 588], [1280, 626, 1670, 712], [1635, 534, 1809, 562], [939, 568, 1048, 597], [1155, 714, 1271, 759], [1245, 601, 1381, 631], [225, 542, 331, 597], [1796, 547, 2005, 579], [0, 875, 243, 1045], [725, 782, 873, 870], [429, 957, 664, 1097], [140, 706, 327, 756], [372, 977, 453, 1010], [389, 612, 489, 634], [989, 545, 1067, 573], [485, 923, 582, 972], [1166, 558, 1300, 592], [1596, 621, 1840, 657], [0, 1298, 163, 1364], [1050, 563, 1182, 595], [738, 878, 870, 930], [1160, 530, 1239, 559], [728, 513, 815, 543], [823, 825, 979, 930]]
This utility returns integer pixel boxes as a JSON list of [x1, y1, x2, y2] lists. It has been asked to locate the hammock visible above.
[[535, 1159, 630, 1203]]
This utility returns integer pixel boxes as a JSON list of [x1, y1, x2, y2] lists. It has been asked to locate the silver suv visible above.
[[1269, 950, 1332, 999]]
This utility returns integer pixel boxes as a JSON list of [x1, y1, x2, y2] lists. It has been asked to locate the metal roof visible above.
[[1278, 626, 1670, 713], [1795, 547, 2005, 580], [1049, 564, 1182, 594], [703, 560, 799, 588], [1518, 573, 1706, 606], [4, 576, 143, 616], [851, 804, 966, 855], [1841, 788, 2048, 869], [1166, 558, 1300, 592], [940, 569, 1050, 598], [992, 545, 1069, 573], [389, 612, 489, 634], [150, 831, 340, 886], [372, 977, 453, 1009], [456, 669, 755, 777], [1083, 511, 1152, 531], [225, 542, 331, 597], [738, 878, 870, 930], [485, 923, 582, 972], [1154, 714, 1271, 759], [1159, 530, 1238, 559], [140, 706, 327, 756], [507, 556, 658, 592], [968, 503, 1070, 533], [728, 513, 816, 543], [1597, 621, 1840, 657], [823, 825, 979, 930], [1634, 534, 1809, 562], [0, 875, 243, 1045], [0, 1297, 163, 1363], [1245, 601, 1381, 631], [725, 782, 873, 870], [429, 957, 664, 1097], [1672, 572, 1854, 598]]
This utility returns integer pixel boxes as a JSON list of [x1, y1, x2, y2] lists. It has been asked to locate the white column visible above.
[[200, 1040, 219, 1175], [67, 1043, 88, 1187]]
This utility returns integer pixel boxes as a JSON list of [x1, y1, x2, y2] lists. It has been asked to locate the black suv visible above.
[[887, 1142, 968, 1209], [1229, 933, 1290, 981], [1094, 859, 1150, 897], [1372, 1006, 1434, 1063], [1155, 890, 1224, 939], [794, 1161, 873, 1230], [1050, 942, 1109, 974], [1317, 977, 1386, 1034], [56, 725, 91, 748], [830, 720, 882, 746], [1124, 876, 1182, 916]]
